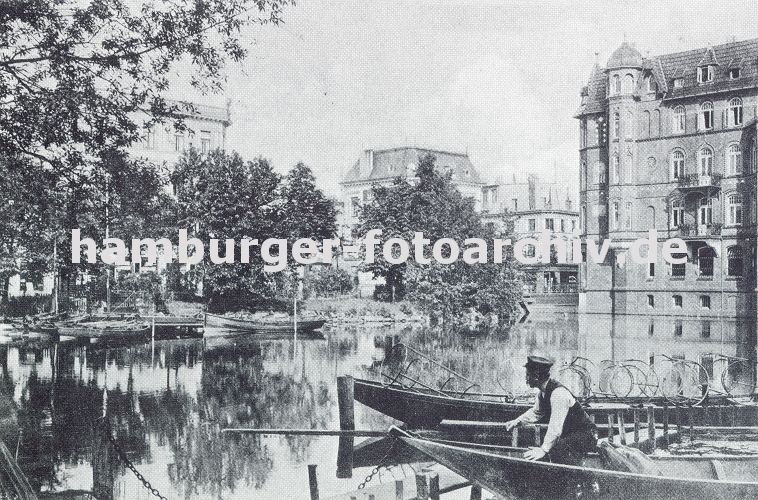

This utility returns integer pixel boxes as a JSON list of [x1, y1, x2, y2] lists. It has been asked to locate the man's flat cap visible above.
[[524, 355, 554, 370]]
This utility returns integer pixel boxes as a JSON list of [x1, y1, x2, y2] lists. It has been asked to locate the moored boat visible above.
[[354, 378, 758, 428], [57, 320, 150, 338], [204, 312, 326, 334], [391, 427, 758, 499]]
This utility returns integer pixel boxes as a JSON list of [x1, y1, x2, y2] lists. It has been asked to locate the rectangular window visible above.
[[145, 128, 156, 149], [512, 198, 518, 211], [700, 295, 711, 309], [571, 220, 576, 232], [201, 130, 211, 153], [673, 78, 683, 88], [697, 66, 714, 83], [625, 202, 632, 229], [673, 295, 682, 307], [674, 321, 683, 337], [545, 218, 554, 230], [648, 322, 654, 336], [730, 68, 741, 79], [648, 263, 655, 278], [560, 219, 565, 232], [701, 321, 711, 338], [528, 219, 536, 231], [671, 254, 686, 277], [174, 133, 185, 152], [647, 294, 655, 308]]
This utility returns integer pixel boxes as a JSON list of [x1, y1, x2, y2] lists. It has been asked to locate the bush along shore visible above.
[[304, 297, 426, 324]]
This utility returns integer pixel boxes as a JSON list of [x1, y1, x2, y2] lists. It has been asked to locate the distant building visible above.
[[576, 38, 758, 319], [481, 175, 580, 293], [338, 147, 486, 295]]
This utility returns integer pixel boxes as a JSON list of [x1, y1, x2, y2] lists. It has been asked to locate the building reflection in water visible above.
[[0, 312, 753, 498]]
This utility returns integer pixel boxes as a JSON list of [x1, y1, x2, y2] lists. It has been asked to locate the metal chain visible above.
[[356, 440, 396, 490], [100, 419, 169, 500]]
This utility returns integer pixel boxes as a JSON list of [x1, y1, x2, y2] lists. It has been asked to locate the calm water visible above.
[[0, 310, 755, 499]]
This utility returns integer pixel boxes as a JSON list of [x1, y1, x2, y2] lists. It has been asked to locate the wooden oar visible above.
[[221, 428, 388, 437]]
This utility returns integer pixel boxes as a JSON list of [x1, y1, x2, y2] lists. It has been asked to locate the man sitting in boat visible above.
[[505, 355, 597, 465]]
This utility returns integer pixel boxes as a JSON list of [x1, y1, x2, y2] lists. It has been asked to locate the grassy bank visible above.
[[305, 297, 425, 323]]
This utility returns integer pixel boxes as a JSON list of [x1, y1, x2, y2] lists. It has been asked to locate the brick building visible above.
[[481, 175, 579, 292], [576, 38, 758, 319]]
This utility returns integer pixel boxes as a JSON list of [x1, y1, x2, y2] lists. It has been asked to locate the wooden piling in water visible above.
[[633, 409, 640, 443], [469, 485, 482, 500], [607, 414, 615, 443], [647, 406, 656, 452], [429, 473, 440, 500], [663, 404, 669, 447], [677, 405, 683, 435], [688, 406, 694, 443], [308, 464, 319, 500], [511, 427, 519, 447], [395, 480, 404, 500], [416, 474, 429, 500], [336, 435, 354, 479], [617, 412, 626, 445], [337, 376, 355, 431], [534, 425, 541, 446]]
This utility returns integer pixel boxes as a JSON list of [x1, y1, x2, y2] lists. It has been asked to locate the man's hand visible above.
[[504, 419, 520, 431], [523, 447, 546, 461]]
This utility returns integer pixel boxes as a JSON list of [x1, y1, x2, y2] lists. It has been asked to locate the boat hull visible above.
[[57, 324, 150, 338], [395, 431, 758, 499], [354, 378, 758, 428], [204, 313, 326, 333]]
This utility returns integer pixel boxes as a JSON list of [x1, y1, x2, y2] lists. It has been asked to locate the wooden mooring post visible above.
[[662, 404, 670, 447], [336, 435, 354, 479], [607, 414, 615, 443], [469, 485, 482, 500], [337, 376, 355, 431], [647, 406, 656, 452], [617, 411, 626, 445], [429, 473, 440, 500], [308, 464, 319, 500], [511, 426, 519, 447], [633, 409, 640, 443]]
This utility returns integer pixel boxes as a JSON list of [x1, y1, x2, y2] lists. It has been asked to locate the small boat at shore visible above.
[[354, 378, 756, 428], [57, 319, 150, 338], [390, 427, 758, 499], [204, 312, 326, 334]]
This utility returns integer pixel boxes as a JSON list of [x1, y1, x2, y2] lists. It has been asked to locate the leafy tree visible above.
[[358, 154, 523, 323], [0, 0, 292, 176], [280, 162, 337, 243], [172, 148, 282, 310]]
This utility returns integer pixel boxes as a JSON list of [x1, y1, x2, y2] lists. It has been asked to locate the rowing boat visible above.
[[57, 320, 150, 338], [204, 312, 326, 334], [390, 427, 758, 499], [354, 378, 758, 428]]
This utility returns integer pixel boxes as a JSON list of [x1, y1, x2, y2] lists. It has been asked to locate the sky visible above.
[[168, 0, 758, 197]]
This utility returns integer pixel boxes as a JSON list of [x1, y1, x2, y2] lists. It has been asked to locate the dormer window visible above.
[[730, 68, 741, 79], [697, 66, 715, 83], [673, 78, 684, 88], [645, 76, 657, 93]]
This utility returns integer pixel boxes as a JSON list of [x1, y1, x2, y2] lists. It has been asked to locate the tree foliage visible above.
[[0, 0, 292, 176], [358, 154, 523, 323], [172, 149, 338, 311]]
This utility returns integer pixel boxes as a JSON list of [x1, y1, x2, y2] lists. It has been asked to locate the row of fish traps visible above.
[[556, 354, 756, 407]]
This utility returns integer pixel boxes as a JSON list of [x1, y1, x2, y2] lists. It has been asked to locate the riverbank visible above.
[[304, 297, 426, 324]]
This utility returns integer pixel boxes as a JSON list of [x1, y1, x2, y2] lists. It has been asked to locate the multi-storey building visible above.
[[339, 147, 486, 295], [481, 175, 579, 293], [576, 39, 758, 319]]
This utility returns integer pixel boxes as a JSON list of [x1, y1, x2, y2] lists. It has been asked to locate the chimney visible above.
[[360, 149, 374, 179]]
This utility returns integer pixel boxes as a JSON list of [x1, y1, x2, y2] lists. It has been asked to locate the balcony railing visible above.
[[523, 283, 579, 295], [677, 173, 722, 189], [677, 223, 722, 238]]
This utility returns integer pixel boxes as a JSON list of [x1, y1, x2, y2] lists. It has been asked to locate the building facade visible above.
[[481, 175, 579, 293], [576, 39, 758, 318], [338, 147, 486, 295]]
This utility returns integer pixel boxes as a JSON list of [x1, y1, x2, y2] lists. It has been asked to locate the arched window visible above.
[[698, 146, 713, 176], [611, 201, 619, 230], [699, 197, 713, 226], [611, 155, 620, 184], [625, 151, 633, 184], [699, 101, 714, 130], [728, 193, 743, 225], [727, 143, 742, 175], [643, 110, 651, 138], [671, 150, 685, 179], [673, 105, 686, 133], [698, 246, 715, 277], [728, 246, 744, 277], [671, 199, 684, 228], [580, 161, 586, 190], [646, 76, 657, 93], [652, 109, 660, 137], [612, 75, 620, 95], [623, 74, 635, 93], [647, 206, 656, 227], [613, 112, 620, 139], [728, 97, 743, 127]]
